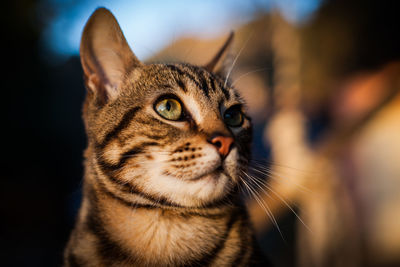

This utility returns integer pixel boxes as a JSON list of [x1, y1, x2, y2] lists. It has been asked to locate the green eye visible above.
[[155, 98, 182, 120], [224, 106, 244, 127]]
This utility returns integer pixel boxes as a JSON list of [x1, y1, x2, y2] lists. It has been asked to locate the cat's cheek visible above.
[[223, 147, 241, 183]]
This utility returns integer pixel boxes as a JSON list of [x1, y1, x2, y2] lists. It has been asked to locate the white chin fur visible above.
[[135, 145, 239, 207]]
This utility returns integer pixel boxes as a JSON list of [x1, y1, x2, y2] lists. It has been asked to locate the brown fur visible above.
[[64, 8, 268, 267]]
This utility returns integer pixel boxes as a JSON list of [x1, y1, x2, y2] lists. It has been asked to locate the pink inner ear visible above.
[[86, 73, 100, 93], [84, 73, 108, 103]]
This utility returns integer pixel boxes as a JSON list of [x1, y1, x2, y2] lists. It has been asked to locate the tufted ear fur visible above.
[[80, 8, 141, 104], [203, 32, 234, 77]]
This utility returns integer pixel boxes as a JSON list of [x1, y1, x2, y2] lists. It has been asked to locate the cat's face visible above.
[[87, 63, 252, 207], [80, 8, 251, 208]]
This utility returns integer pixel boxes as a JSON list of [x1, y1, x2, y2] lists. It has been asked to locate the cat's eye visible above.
[[224, 105, 244, 127], [155, 98, 182, 120]]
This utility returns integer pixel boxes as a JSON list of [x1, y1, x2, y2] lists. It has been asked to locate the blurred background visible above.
[[2, 0, 400, 266]]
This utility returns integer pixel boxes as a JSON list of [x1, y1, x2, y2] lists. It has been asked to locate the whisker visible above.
[[231, 67, 270, 87], [263, 181, 312, 233], [224, 31, 254, 87], [249, 164, 313, 194], [251, 159, 317, 174], [242, 177, 275, 226], [251, 160, 314, 182], [240, 171, 285, 240], [245, 171, 312, 233]]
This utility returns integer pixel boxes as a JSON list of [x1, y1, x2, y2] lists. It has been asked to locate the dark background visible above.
[[3, 2, 86, 265], [2, 0, 400, 266]]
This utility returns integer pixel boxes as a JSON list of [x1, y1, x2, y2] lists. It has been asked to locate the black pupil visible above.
[[166, 101, 171, 111], [228, 110, 237, 118], [224, 107, 242, 126]]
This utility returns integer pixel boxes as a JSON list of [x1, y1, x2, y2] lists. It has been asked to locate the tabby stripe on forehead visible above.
[[209, 74, 217, 93], [187, 65, 210, 98], [166, 64, 210, 98], [200, 75, 210, 98], [99, 106, 140, 148], [205, 70, 217, 93], [166, 64, 200, 88], [216, 78, 231, 100], [191, 65, 232, 100], [176, 79, 187, 92]]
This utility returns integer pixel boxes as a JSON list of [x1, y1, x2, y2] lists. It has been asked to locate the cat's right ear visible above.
[[80, 8, 141, 104], [204, 32, 234, 76]]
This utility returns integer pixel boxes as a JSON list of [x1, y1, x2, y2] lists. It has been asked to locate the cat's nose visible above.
[[210, 135, 234, 157]]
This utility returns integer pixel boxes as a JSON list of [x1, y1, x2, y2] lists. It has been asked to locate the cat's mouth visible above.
[[188, 165, 225, 182]]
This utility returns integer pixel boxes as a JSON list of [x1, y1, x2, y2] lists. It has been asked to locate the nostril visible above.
[[210, 135, 234, 157], [213, 140, 222, 148]]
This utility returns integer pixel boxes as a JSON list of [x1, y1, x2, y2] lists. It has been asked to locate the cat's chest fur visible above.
[[93, 195, 244, 266]]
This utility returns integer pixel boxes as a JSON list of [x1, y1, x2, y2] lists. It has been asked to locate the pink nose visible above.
[[210, 136, 234, 157]]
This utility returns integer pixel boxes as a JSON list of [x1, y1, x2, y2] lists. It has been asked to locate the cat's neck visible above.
[[79, 180, 244, 266]]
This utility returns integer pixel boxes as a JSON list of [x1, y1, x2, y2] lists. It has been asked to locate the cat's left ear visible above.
[[203, 32, 234, 76], [80, 8, 142, 104]]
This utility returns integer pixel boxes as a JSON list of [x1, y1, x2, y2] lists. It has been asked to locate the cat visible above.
[[64, 7, 269, 267]]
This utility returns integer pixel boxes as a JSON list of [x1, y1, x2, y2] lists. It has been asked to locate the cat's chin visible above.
[[187, 167, 223, 182], [145, 169, 233, 208], [182, 170, 237, 205]]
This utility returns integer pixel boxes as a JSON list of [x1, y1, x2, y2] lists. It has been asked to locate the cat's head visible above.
[[81, 8, 252, 208]]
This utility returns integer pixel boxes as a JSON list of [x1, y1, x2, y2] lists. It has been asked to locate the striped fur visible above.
[[64, 8, 268, 267]]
